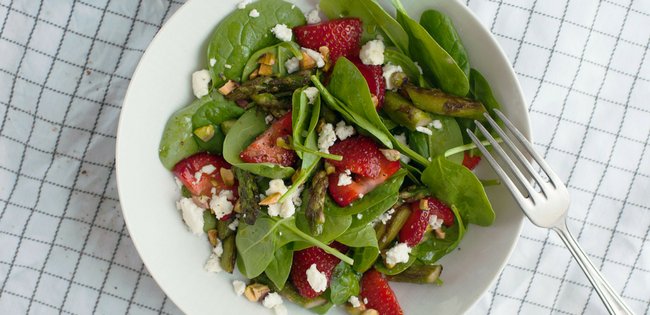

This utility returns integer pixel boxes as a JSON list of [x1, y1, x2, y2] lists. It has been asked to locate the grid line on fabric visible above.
[[509, 0, 538, 68]]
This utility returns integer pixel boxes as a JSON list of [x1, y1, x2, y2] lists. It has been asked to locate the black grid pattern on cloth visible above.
[[0, 0, 648, 315]]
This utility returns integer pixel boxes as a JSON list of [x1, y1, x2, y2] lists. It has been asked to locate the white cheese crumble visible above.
[[349, 296, 361, 308], [191, 69, 211, 98], [335, 120, 355, 141], [237, 0, 251, 9], [285, 56, 300, 74], [291, 4, 295, 9], [304, 9, 321, 24], [232, 280, 246, 296], [249, 9, 260, 17], [416, 126, 433, 135], [265, 180, 300, 218], [303, 87, 319, 104], [357, 213, 363, 219], [176, 197, 205, 236], [271, 24, 293, 42], [209, 58, 216, 67], [224, 64, 232, 69], [385, 242, 412, 265], [205, 239, 223, 273], [263, 292, 283, 308], [382, 64, 404, 91], [377, 208, 395, 225], [306, 264, 328, 293], [265, 115, 274, 124], [430, 119, 443, 130], [414, 61, 423, 74], [228, 218, 239, 230], [364, 298, 368, 304], [338, 172, 353, 186], [301, 47, 326, 68], [359, 40, 385, 65], [274, 304, 287, 315], [429, 214, 444, 230], [174, 177, 183, 189], [318, 123, 336, 153], [394, 133, 411, 164], [210, 190, 234, 220]]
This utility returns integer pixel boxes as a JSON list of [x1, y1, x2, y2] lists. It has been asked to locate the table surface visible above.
[[0, 0, 649, 314]]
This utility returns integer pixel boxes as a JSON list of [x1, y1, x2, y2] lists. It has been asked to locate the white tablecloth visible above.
[[0, 0, 648, 314]]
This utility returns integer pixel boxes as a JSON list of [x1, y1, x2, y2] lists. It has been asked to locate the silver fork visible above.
[[467, 109, 635, 315]]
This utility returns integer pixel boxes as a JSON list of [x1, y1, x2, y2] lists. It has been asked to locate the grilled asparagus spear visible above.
[[305, 170, 328, 236], [234, 167, 260, 225], [383, 91, 432, 131], [403, 85, 489, 121]]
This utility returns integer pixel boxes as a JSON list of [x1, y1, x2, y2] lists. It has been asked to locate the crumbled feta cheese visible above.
[[394, 133, 411, 164], [429, 119, 443, 130], [265, 180, 298, 218], [274, 304, 287, 315], [210, 58, 216, 67], [377, 209, 394, 224], [318, 123, 336, 153], [176, 197, 205, 236], [211, 187, 217, 195], [306, 264, 328, 293], [237, 0, 251, 9], [382, 64, 404, 91], [414, 61, 423, 74], [338, 173, 353, 186], [249, 9, 259, 17], [267, 179, 289, 196], [280, 199, 296, 219], [304, 9, 321, 24], [285, 57, 300, 74], [291, 4, 295, 9], [364, 298, 368, 304], [201, 165, 217, 175], [357, 213, 363, 219], [232, 280, 246, 296], [271, 24, 292, 42], [416, 126, 433, 135], [385, 243, 412, 265], [265, 115, 274, 124], [349, 296, 361, 308], [345, 169, 351, 175], [290, 185, 304, 207], [429, 215, 444, 230], [224, 64, 232, 69], [263, 293, 283, 308], [301, 47, 325, 68], [191, 69, 211, 98], [210, 190, 234, 220], [228, 218, 239, 230], [303, 87, 319, 104], [174, 177, 183, 189], [205, 239, 223, 273], [359, 40, 385, 65], [335, 121, 355, 140]]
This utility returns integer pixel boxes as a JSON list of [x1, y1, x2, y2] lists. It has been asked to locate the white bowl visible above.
[[116, 0, 531, 314]]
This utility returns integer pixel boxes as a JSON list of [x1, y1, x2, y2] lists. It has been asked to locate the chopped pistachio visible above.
[[194, 125, 215, 142], [258, 63, 273, 76], [259, 192, 282, 205], [379, 149, 401, 162], [207, 229, 218, 247], [220, 168, 235, 187], [324, 162, 336, 175], [276, 135, 293, 150], [218, 80, 239, 95], [249, 68, 260, 80], [419, 198, 429, 210], [434, 227, 446, 239], [299, 51, 317, 70], [244, 283, 270, 302], [258, 52, 277, 65], [233, 199, 242, 213]]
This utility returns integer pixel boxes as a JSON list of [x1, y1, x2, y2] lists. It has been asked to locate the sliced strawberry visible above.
[[360, 269, 403, 315], [326, 135, 383, 179], [290, 242, 350, 298], [401, 204, 431, 247], [421, 197, 454, 227], [239, 111, 297, 167], [172, 152, 238, 199], [293, 18, 363, 63], [328, 157, 401, 207], [348, 57, 386, 109], [462, 152, 481, 170]]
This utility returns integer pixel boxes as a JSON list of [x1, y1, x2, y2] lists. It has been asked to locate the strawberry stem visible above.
[[444, 138, 503, 158], [279, 221, 355, 266], [293, 142, 343, 161]]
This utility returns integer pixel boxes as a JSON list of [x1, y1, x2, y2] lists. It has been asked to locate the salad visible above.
[[158, 0, 503, 314]]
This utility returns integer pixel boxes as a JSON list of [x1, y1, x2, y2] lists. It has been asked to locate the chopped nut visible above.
[[292, 168, 301, 184], [218, 73, 227, 81], [361, 310, 379, 315], [318, 46, 330, 59], [379, 149, 401, 162], [207, 229, 218, 246], [276, 135, 293, 150], [210, 179, 219, 186], [419, 198, 429, 210], [344, 301, 367, 315], [233, 199, 242, 213], [244, 283, 270, 302], [258, 53, 277, 65], [194, 125, 215, 142], [434, 227, 446, 239], [218, 80, 239, 95], [426, 225, 433, 233], [258, 63, 273, 76], [371, 94, 379, 107], [220, 168, 235, 187], [259, 192, 282, 205], [299, 51, 317, 70], [316, 118, 326, 133], [249, 69, 259, 80], [324, 162, 336, 175], [380, 249, 396, 269]]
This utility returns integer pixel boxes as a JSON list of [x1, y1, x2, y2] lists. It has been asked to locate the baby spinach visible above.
[[159, 96, 212, 170], [325, 169, 406, 217], [329, 261, 360, 305], [468, 68, 502, 123], [207, 0, 305, 87], [202, 210, 217, 232], [223, 106, 296, 179], [414, 205, 467, 264], [421, 155, 495, 226], [383, 49, 426, 88], [264, 244, 293, 290], [408, 113, 464, 165], [242, 42, 302, 81], [336, 224, 380, 273], [191, 94, 245, 154], [391, 0, 469, 96], [420, 10, 470, 78], [345, 169, 407, 231], [296, 189, 353, 245], [319, 0, 409, 55]]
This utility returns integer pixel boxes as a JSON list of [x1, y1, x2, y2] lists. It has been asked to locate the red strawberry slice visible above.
[[172, 152, 238, 198], [290, 242, 350, 298], [421, 197, 454, 227], [348, 57, 386, 109], [326, 135, 383, 179], [360, 269, 403, 315], [401, 203, 432, 247], [293, 18, 363, 63], [462, 152, 481, 170], [239, 111, 297, 167]]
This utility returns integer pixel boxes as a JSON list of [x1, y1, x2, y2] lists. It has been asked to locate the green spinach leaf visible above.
[[329, 261, 360, 305], [420, 10, 470, 78], [319, 0, 409, 55], [192, 94, 245, 154], [295, 189, 353, 245], [383, 49, 426, 88], [223, 106, 295, 179], [202, 210, 217, 232], [336, 224, 380, 273], [207, 0, 305, 87], [408, 113, 464, 165], [414, 205, 467, 264], [242, 42, 302, 81], [264, 244, 293, 290]]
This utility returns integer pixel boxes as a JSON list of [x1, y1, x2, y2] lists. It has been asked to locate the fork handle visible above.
[[553, 220, 636, 315]]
